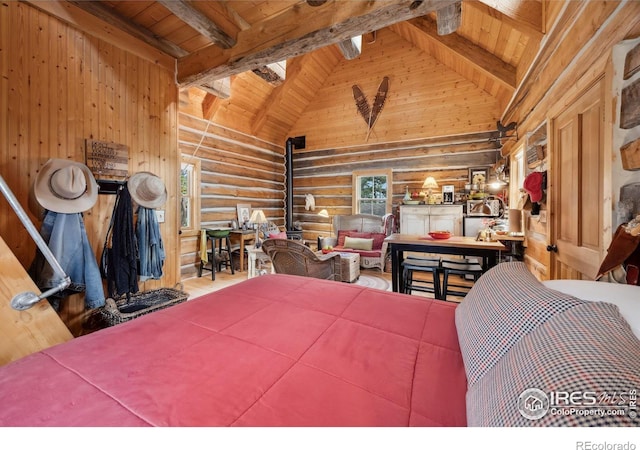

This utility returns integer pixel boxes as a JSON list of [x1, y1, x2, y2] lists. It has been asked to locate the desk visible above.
[[385, 234, 506, 293], [229, 229, 255, 272]]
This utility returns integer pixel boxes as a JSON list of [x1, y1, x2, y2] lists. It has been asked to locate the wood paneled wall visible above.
[[0, 2, 179, 333], [501, 1, 640, 279], [178, 95, 283, 278], [288, 28, 501, 150]]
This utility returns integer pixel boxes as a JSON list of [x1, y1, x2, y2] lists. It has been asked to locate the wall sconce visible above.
[[422, 176, 439, 204], [249, 209, 268, 248], [318, 209, 332, 237]]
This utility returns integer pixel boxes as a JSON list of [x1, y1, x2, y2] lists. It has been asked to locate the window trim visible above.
[[352, 169, 393, 215], [180, 156, 201, 236]]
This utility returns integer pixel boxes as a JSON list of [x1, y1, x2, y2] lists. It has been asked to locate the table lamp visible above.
[[249, 209, 268, 248], [422, 176, 439, 204]]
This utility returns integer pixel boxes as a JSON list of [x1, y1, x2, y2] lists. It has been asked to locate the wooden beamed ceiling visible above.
[[28, 0, 545, 138]]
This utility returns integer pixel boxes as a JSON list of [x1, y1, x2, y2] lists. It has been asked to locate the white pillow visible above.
[[343, 236, 373, 251], [543, 280, 640, 339]]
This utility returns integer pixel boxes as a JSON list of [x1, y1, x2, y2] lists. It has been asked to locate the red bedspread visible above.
[[0, 274, 467, 426]]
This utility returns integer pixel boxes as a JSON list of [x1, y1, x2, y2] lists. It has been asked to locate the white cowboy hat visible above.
[[128, 171, 167, 209], [34, 158, 98, 214]]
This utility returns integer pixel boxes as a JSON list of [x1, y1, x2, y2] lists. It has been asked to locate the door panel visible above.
[[551, 80, 604, 280]]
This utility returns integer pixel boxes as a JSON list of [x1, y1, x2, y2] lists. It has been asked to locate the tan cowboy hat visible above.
[[34, 158, 98, 214], [128, 171, 167, 209]]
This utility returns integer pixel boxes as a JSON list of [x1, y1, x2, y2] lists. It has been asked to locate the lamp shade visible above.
[[422, 176, 439, 190], [249, 209, 268, 224], [318, 209, 329, 218]]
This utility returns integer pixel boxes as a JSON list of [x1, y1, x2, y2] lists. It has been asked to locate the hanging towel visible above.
[[136, 206, 165, 281], [29, 211, 105, 310], [200, 229, 208, 263]]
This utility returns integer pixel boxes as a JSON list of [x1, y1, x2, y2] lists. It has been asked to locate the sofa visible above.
[[318, 213, 395, 271], [456, 261, 640, 426]]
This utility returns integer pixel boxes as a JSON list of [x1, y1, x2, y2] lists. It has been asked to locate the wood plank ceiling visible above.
[[30, 0, 544, 143]]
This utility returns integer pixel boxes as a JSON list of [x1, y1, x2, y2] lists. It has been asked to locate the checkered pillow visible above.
[[466, 301, 640, 426], [455, 262, 585, 386]]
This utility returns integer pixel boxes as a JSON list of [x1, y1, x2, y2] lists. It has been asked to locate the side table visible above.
[[316, 251, 360, 283], [247, 245, 273, 279], [229, 229, 256, 272]]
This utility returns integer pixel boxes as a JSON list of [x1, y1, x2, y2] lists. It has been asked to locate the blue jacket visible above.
[[136, 206, 165, 281], [31, 211, 105, 310]]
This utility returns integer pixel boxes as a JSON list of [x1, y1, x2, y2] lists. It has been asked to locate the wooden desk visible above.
[[385, 234, 506, 293], [229, 229, 255, 272]]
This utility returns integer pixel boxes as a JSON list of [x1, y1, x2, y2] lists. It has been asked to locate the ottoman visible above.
[[337, 252, 360, 283]]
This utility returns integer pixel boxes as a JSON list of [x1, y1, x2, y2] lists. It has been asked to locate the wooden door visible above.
[[549, 80, 604, 279]]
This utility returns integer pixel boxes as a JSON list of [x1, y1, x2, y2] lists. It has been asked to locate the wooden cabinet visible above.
[[399, 205, 463, 235]]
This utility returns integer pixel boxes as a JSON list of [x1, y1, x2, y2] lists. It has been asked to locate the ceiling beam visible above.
[[436, 2, 461, 35], [337, 35, 363, 60], [177, 0, 459, 87], [406, 16, 516, 91], [156, 0, 236, 49], [199, 78, 231, 100], [252, 61, 287, 85], [66, 1, 186, 58]]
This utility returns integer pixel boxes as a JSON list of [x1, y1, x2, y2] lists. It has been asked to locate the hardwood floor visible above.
[[181, 267, 393, 300], [181, 267, 467, 302]]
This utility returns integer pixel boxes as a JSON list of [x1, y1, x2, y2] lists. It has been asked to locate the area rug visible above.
[[354, 274, 391, 291]]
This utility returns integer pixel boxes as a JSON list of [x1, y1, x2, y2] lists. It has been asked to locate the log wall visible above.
[[0, 2, 179, 334], [178, 95, 284, 278]]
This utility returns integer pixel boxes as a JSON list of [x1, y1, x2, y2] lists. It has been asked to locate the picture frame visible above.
[[236, 203, 252, 225], [468, 168, 488, 186]]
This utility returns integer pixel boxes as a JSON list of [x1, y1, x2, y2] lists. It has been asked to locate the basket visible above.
[[101, 285, 189, 326]]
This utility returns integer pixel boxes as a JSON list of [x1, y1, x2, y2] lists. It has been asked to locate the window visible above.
[[180, 156, 200, 233], [509, 145, 525, 208], [352, 169, 392, 216]]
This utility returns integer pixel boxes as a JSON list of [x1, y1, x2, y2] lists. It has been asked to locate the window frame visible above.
[[180, 156, 201, 235], [352, 169, 393, 216]]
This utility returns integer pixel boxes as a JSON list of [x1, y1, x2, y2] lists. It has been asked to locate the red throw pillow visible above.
[[269, 231, 288, 239], [370, 232, 386, 250], [337, 229, 357, 247], [350, 231, 373, 239]]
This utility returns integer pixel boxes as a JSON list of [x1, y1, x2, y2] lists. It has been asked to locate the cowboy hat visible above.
[[128, 171, 167, 209], [34, 158, 98, 214]]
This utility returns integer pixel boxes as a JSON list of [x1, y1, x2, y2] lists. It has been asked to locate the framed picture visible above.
[[237, 203, 252, 225], [468, 168, 488, 187]]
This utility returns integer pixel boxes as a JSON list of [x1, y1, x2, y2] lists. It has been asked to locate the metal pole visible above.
[[0, 175, 70, 310]]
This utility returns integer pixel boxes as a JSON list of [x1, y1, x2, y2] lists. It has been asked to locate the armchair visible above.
[[261, 239, 341, 281]]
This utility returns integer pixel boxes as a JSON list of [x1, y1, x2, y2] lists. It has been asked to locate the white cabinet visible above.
[[399, 205, 463, 235]]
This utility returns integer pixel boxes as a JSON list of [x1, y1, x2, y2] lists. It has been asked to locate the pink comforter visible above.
[[0, 274, 467, 426]]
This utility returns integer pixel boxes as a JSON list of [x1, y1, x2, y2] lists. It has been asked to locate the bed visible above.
[[0, 274, 467, 426]]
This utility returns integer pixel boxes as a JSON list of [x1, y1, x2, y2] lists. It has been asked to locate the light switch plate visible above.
[[155, 210, 165, 223]]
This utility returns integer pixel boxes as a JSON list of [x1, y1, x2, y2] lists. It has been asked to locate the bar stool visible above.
[[401, 256, 442, 299], [198, 230, 235, 280], [440, 258, 483, 299]]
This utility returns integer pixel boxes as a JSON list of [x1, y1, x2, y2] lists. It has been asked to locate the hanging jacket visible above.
[[106, 185, 138, 298], [136, 206, 165, 281], [30, 211, 105, 310]]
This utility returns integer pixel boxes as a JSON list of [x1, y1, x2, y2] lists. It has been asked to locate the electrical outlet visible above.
[[155, 210, 165, 223]]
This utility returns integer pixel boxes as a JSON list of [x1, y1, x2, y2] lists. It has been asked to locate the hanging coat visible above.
[[136, 206, 165, 281], [30, 211, 105, 310], [105, 185, 138, 298]]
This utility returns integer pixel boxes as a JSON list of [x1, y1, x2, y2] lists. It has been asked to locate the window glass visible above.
[[353, 169, 392, 216], [180, 157, 200, 232]]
